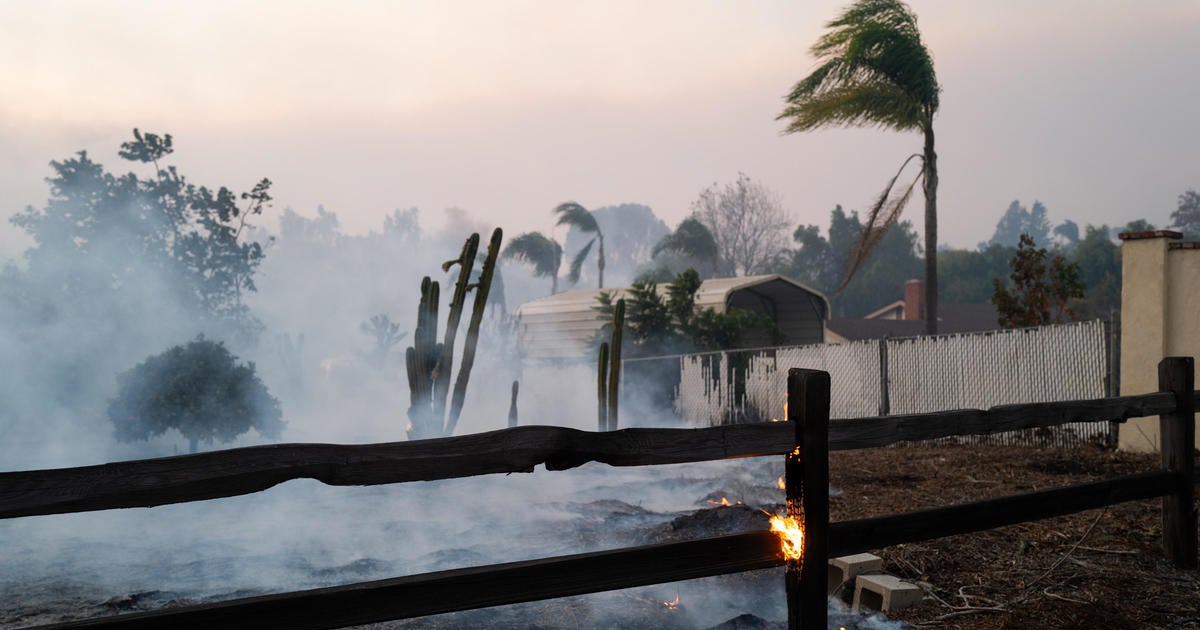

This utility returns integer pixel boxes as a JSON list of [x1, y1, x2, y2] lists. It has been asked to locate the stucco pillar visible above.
[[1118, 230, 1200, 452]]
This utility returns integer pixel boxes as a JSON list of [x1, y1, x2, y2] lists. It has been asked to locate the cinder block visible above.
[[827, 553, 884, 594], [852, 574, 924, 613]]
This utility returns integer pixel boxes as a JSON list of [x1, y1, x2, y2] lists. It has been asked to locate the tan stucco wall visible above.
[[1118, 235, 1200, 452]]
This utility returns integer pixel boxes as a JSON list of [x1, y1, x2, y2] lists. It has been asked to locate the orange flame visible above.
[[707, 497, 732, 506], [769, 514, 804, 562], [662, 595, 680, 610], [777, 476, 786, 491]]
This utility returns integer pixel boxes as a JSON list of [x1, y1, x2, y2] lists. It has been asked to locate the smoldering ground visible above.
[[0, 148, 911, 628]]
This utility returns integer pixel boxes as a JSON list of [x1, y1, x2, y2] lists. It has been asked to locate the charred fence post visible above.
[[785, 368, 830, 629], [1158, 356, 1196, 569]]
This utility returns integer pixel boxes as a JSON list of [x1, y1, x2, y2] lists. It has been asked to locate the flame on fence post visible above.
[[772, 368, 830, 630]]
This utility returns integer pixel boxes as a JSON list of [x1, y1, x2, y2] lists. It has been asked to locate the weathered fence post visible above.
[[785, 368, 830, 629], [1158, 356, 1196, 569]]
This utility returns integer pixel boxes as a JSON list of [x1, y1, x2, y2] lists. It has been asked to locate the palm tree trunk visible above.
[[597, 235, 605, 289], [923, 123, 939, 335]]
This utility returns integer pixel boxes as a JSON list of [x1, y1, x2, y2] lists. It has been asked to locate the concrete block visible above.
[[852, 574, 924, 613], [827, 553, 884, 594]]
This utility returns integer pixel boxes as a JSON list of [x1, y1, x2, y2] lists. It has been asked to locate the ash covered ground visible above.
[[4, 443, 1193, 629]]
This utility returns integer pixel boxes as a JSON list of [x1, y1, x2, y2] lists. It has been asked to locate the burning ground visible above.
[[2, 443, 1196, 629]]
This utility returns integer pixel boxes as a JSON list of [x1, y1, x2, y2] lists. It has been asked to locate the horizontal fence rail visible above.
[[1, 392, 1181, 519], [37, 469, 1197, 630]]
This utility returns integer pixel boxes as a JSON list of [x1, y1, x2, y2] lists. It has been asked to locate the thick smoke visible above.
[[0, 139, 901, 629]]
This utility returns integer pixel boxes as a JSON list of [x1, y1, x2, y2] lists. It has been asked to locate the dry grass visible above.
[[829, 444, 1200, 629]]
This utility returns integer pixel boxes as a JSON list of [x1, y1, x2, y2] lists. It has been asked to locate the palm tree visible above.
[[652, 217, 721, 278], [777, 0, 941, 333], [554, 202, 605, 288], [502, 232, 563, 295]]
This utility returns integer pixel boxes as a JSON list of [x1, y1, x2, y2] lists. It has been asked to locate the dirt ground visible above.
[[4, 443, 1197, 629], [828, 443, 1200, 629]]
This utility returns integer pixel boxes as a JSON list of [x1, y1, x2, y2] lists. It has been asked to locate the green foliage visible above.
[[1068, 225, 1121, 319], [992, 234, 1084, 328], [554, 201, 605, 287], [1121, 219, 1157, 234], [593, 269, 776, 356], [1171, 189, 1200, 238], [502, 231, 562, 294], [651, 217, 719, 278], [11, 129, 271, 340], [773, 206, 921, 316], [982, 200, 1051, 249], [778, 0, 941, 332], [108, 337, 283, 453], [777, 0, 938, 134], [938, 244, 1014, 303], [405, 229, 503, 439], [1053, 220, 1080, 249]]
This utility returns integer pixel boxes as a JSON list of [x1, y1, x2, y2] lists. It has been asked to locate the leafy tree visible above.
[[1069, 225, 1121, 319], [652, 217, 720, 278], [1121, 219, 1156, 234], [775, 205, 921, 316], [992, 234, 1084, 328], [982, 200, 1051, 249], [785, 223, 838, 291], [1171, 189, 1200, 238], [502, 232, 563, 295], [554, 201, 605, 288], [778, 0, 942, 333], [108, 337, 283, 453], [1053, 219, 1080, 251], [690, 173, 791, 276], [592, 269, 776, 356], [937, 243, 1015, 303], [11, 129, 271, 339]]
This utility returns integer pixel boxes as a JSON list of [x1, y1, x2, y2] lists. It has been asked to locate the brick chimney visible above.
[[903, 279, 924, 321]]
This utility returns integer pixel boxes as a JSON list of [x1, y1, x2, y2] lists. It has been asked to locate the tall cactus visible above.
[[596, 342, 609, 432], [404, 228, 503, 440], [607, 299, 625, 431], [594, 298, 625, 431], [445, 228, 502, 436]]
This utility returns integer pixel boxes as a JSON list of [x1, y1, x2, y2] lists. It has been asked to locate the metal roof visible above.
[[514, 274, 829, 359]]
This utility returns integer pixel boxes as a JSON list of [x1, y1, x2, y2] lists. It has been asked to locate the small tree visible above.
[[992, 234, 1084, 328], [592, 269, 778, 356], [690, 173, 791, 277], [1170, 189, 1200, 238], [108, 337, 284, 453], [361, 314, 407, 369]]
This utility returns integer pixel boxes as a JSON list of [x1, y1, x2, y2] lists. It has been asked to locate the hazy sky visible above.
[[2, 1, 1198, 260]]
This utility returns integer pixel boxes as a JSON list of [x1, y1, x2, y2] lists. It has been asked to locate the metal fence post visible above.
[[879, 338, 891, 416]]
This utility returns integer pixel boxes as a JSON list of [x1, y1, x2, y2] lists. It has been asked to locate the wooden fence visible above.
[[2, 358, 1196, 629]]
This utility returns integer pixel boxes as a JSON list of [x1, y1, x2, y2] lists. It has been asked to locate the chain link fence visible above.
[[647, 319, 1114, 446]]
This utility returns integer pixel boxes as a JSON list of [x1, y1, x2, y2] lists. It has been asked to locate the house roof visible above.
[[826, 302, 1000, 342], [514, 274, 829, 359]]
